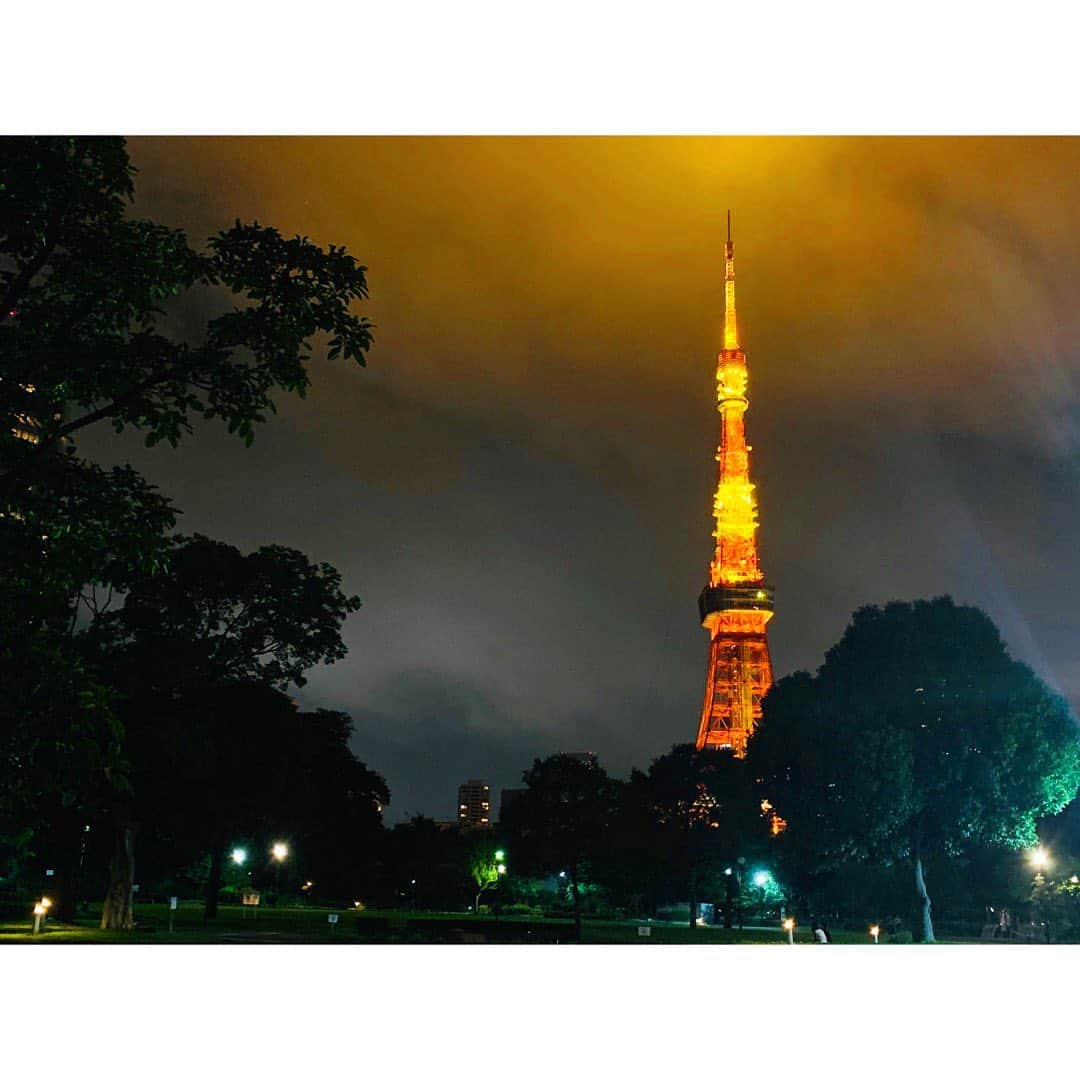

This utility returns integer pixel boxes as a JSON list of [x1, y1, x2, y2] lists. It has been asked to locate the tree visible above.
[[749, 597, 1080, 942], [0, 136, 375, 900], [466, 833, 507, 912], [119, 686, 388, 919], [502, 754, 618, 941], [86, 536, 362, 927], [2, 138, 372, 473], [623, 744, 765, 928]]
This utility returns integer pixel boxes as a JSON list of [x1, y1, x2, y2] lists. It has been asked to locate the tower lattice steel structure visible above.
[[695, 214, 774, 756]]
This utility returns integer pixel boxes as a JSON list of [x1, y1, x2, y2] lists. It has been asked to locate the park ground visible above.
[[0, 903, 988, 944]]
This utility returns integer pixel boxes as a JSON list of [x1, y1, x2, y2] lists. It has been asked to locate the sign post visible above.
[[328, 912, 339, 936], [168, 896, 178, 933]]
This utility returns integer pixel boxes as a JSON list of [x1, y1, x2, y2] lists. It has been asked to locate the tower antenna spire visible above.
[[723, 210, 737, 351]]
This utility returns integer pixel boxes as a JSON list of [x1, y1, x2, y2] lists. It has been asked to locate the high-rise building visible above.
[[695, 215, 775, 756], [457, 779, 491, 827]]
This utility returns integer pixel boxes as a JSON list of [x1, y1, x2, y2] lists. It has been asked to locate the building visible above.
[[695, 215, 775, 756], [457, 779, 491, 827]]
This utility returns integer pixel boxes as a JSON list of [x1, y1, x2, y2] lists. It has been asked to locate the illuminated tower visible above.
[[695, 214, 774, 756]]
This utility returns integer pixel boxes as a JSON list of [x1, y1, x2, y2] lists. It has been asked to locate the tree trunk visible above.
[[688, 864, 698, 930], [101, 821, 136, 930], [204, 845, 224, 921], [913, 837, 935, 943], [570, 863, 583, 943]]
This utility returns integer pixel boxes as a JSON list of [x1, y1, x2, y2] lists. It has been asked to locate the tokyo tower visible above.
[[695, 213, 774, 755]]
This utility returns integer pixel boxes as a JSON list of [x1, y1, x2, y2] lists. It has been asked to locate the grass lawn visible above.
[[0, 903, 975, 944]]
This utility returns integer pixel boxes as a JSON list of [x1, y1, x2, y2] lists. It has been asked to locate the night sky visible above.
[[80, 137, 1080, 821]]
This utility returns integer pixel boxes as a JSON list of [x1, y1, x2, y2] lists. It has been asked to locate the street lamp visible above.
[[869, 924, 880, 944], [231, 847, 247, 866], [782, 917, 795, 944], [1028, 846, 1050, 872], [271, 841, 289, 899], [753, 870, 770, 888]]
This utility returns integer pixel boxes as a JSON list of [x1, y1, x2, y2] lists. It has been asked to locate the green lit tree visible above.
[[467, 834, 507, 912], [748, 597, 1080, 942]]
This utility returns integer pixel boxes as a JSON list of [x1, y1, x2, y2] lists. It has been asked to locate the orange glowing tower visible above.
[[695, 214, 774, 756]]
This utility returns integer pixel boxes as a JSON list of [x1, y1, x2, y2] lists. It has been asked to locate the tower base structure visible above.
[[695, 602, 773, 756]]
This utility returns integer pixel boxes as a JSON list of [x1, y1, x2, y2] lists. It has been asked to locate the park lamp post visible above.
[[231, 847, 247, 866], [782, 916, 795, 945], [32, 900, 48, 935], [271, 841, 289, 898], [869, 924, 880, 944]]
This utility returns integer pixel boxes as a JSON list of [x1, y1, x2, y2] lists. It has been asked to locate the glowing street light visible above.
[[271, 841, 289, 899], [497, 863, 507, 875], [1028, 846, 1050, 871], [494, 849, 506, 862], [753, 870, 771, 888], [1070, 875, 1079, 885], [231, 847, 247, 866], [869, 924, 880, 944], [782, 917, 795, 944]]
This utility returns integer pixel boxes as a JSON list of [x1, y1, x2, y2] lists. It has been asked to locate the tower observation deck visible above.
[[695, 214, 774, 755]]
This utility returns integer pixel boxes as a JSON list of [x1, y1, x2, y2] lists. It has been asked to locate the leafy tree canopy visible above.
[[749, 597, 1080, 940]]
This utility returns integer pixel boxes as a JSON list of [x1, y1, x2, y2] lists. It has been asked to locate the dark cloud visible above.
[[80, 138, 1080, 818]]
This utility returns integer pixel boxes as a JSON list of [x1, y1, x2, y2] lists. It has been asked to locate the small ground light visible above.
[[782, 917, 795, 944], [231, 848, 247, 865], [1070, 875, 1079, 884], [870, 924, 880, 943]]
